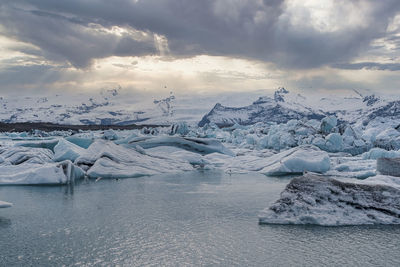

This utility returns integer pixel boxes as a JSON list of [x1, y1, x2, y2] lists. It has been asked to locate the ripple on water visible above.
[[0, 171, 400, 266]]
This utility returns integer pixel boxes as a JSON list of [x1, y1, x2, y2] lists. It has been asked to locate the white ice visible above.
[[0, 200, 12, 208]]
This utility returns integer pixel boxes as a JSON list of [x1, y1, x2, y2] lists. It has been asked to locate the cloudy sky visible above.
[[0, 0, 400, 96]]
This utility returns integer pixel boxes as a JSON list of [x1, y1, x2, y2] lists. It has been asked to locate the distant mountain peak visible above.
[[274, 87, 289, 102], [363, 94, 380, 106]]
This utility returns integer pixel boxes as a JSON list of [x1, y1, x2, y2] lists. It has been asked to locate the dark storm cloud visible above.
[[0, 3, 157, 68], [1, 0, 400, 69], [333, 62, 400, 71]]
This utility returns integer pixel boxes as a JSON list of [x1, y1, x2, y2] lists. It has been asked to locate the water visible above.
[[1, 170, 400, 266]]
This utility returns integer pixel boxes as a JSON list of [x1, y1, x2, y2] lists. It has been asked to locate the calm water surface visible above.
[[1, 170, 400, 266]]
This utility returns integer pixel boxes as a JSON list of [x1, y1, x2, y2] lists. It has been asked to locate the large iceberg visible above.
[[0, 160, 83, 185], [75, 140, 194, 178], [259, 173, 400, 225]]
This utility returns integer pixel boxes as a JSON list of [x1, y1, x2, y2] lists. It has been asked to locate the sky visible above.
[[0, 0, 400, 97]]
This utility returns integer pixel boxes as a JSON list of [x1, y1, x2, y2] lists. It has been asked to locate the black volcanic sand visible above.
[[0, 122, 168, 133]]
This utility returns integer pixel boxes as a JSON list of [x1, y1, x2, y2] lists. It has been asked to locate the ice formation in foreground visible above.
[[0, 200, 12, 208], [259, 173, 400, 226]]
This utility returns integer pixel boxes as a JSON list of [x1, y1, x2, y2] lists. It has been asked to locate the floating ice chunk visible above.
[[0, 200, 12, 208], [320, 115, 337, 134], [362, 148, 400, 160], [0, 146, 53, 165], [87, 157, 159, 178], [145, 146, 210, 167], [0, 163, 68, 185], [75, 140, 116, 166], [342, 126, 357, 146], [329, 157, 376, 179], [245, 134, 258, 146], [374, 128, 400, 150], [76, 140, 193, 179], [353, 139, 366, 147], [311, 136, 325, 148], [125, 136, 235, 156], [14, 139, 59, 151], [324, 133, 343, 152], [65, 136, 93, 148], [259, 173, 400, 225], [114, 132, 139, 145], [54, 139, 86, 162], [260, 145, 330, 176], [170, 122, 190, 135], [260, 124, 296, 150], [169, 150, 209, 167], [102, 129, 118, 140]]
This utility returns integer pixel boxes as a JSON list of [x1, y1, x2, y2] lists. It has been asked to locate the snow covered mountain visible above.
[[199, 88, 325, 127], [199, 88, 400, 127], [0, 86, 399, 128], [0, 88, 211, 126]]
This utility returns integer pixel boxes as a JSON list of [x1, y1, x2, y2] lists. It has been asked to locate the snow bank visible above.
[[259, 173, 400, 225], [260, 145, 330, 176]]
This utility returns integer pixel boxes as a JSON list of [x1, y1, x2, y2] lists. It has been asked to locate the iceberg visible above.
[[102, 129, 118, 140], [76, 140, 194, 179], [329, 156, 376, 179], [14, 139, 59, 151], [0, 163, 70, 185], [362, 148, 400, 160], [260, 145, 330, 176], [125, 136, 235, 156], [0, 146, 53, 165], [54, 139, 86, 162], [0, 200, 12, 208], [65, 136, 93, 148], [320, 115, 337, 134], [259, 173, 400, 225]]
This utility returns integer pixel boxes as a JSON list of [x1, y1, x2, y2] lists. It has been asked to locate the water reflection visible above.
[[0, 216, 11, 228], [63, 182, 74, 196], [1, 171, 400, 266]]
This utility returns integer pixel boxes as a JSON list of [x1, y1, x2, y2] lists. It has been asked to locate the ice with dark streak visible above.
[[259, 173, 400, 225]]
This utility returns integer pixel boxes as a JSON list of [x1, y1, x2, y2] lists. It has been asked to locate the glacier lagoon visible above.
[[0, 87, 400, 265], [1, 170, 400, 266]]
